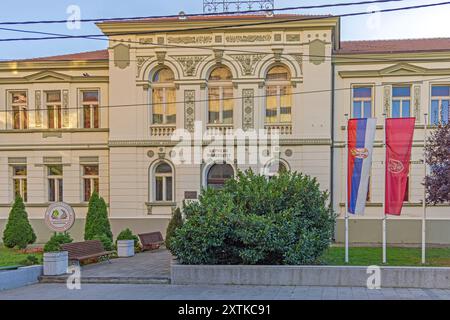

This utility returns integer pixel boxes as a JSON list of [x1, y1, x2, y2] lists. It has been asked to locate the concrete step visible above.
[[39, 275, 170, 285]]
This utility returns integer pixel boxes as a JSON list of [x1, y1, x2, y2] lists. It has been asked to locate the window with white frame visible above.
[[10, 91, 28, 130], [46, 91, 62, 129], [47, 165, 63, 202], [82, 165, 99, 202], [392, 86, 411, 118], [12, 165, 27, 202], [153, 162, 173, 202], [152, 68, 176, 125], [82, 91, 99, 128], [352, 86, 373, 119], [431, 85, 450, 125], [208, 67, 234, 125]]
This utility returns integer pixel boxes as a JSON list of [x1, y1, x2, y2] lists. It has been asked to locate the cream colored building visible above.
[[0, 14, 448, 244]]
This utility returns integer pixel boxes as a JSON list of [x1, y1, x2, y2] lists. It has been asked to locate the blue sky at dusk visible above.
[[1, 0, 449, 59]]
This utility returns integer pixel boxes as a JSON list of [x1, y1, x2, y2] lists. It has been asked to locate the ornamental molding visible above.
[[413, 85, 421, 122], [184, 90, 196, 133], [155, 51, 166, 65], [171, 55, 209, 77], [35, 91, 42, 128], [167, 35, 213, 45], [229, 54, 266, 76], [289, 54, 304, 75], [339, 63, 450, 78], [136, 56, 153, 77], [108, 139, 332, 147], [242, 89, 254, 131], [225, 34, 272, 43], [383, 85, 391, 116], [62, 90, 69, 128]]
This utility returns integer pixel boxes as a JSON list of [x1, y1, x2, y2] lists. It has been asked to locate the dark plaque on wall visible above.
[[184, 191, 198, 200]]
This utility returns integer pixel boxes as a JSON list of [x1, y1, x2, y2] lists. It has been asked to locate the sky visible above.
[[1, 0, 450, 59]]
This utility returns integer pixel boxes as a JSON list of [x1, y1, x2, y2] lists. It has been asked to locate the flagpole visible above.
[[422, 113, 428, 264], [382, 113, 387, 264], [344, 114, 349, 264]]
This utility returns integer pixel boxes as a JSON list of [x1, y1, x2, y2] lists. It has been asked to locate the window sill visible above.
[[150, 125, 176, 137], [0, 128, 109, 134], [145, 201, 177, 215]]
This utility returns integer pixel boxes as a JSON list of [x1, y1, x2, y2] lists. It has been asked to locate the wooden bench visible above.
[[61, 240, 114, 265], [138, 232, 164, 251]]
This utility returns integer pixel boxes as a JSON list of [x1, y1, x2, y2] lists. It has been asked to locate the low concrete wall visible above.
[[0, 266, 43, 291], [172, 264, 450, 289]]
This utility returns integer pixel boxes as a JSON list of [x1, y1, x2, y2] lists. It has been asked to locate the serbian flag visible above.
[[348, 118, 376, 215], [385, 118, 415, 215]]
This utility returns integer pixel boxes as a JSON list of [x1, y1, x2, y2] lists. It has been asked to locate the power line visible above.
[[0, 1, 449, 42], [2, 74, 450, 114], [0, 0, 409, 26]]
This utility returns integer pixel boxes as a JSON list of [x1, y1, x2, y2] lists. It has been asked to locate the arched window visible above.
[[153, 162, 174, 202], [206, 164, 234, 189], [208, 67, 233, 125], [264, 160, 289, 177], [265, 66, 292, 124], [152, 67, 176, 125]]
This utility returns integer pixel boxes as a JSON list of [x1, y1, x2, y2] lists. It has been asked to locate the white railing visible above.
[[150, 125, 176, 137], [206, 124, 234, 136], [264, 124, 292, 135]]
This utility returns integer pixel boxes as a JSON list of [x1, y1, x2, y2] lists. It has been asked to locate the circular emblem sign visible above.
[[351, 148, 369, 159], [44, 202, 75, 232], [388, 159, 405, 174]]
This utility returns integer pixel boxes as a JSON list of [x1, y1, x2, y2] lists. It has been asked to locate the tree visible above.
[[84, 192, 113, 242], [165, 207, 183, 251], [425, 123, 450, 205], [2, 196, 36, 249]]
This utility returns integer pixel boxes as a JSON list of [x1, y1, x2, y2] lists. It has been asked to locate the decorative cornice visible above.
[[338, 62, 450, 78], [0, 70, 108, 84]]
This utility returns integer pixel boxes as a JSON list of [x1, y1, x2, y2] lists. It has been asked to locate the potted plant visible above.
[[116, 228, 139, 257], [43, 232, 73, 276]]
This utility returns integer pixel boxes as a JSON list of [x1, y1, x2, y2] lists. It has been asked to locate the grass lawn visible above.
[[0, 246, 43, 268], [322, 246, 450, 267]]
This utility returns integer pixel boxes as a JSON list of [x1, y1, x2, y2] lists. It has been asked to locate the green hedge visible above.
[[2, 196, 36, 249], [169, 170, 335, 265]]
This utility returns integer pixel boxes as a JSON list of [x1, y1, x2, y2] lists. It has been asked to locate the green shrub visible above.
[[19, 255, 41, 266], [84, 192, 113, 242], [93, 234, 114, 251], [169, 170, 335, 265], [43, 232, 73, 253], [2, 196, 36, 249], [116, 228, 140, 250], [165, 207, 183, 251]]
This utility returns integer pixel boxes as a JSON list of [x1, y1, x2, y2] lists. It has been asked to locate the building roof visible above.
[[17, 49, 109, 62], [337, 38, 450, 54], [103, 13, 331, 24]]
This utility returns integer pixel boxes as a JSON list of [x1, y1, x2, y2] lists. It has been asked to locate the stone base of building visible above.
[[0, 218, 170, 244], [335, 218, 450, 245]]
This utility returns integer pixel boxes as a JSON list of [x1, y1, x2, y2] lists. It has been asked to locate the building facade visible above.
[[0, 14, 448, 244]]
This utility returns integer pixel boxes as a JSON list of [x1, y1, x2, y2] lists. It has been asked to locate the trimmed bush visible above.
[[43, 232, 73, 253], [116, 228, 140, 250], [169, 170, 335, 265], [84, 192, 113, 242], [165, 207, 183, 251], [2, 196, 36, 249], [93, 233, 114, 251]]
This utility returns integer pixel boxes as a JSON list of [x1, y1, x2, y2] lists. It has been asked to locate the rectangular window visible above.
[[46, 91, 62, 129], [208, 87, 234, 125], [431, 85, 450, 125], [82, 91, 99, 128], [11, 91, 28, 129], [12, 165, 27, 202], [352, 87, 372, 119], [152, 88, 176, 125], [392, 86, 411, 118], [47, 165, 63, 202], [265, 86, 292, 123], [82, 165, 99, 202]]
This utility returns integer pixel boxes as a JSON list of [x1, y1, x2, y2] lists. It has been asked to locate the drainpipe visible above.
[[330, 54, 336, 242]]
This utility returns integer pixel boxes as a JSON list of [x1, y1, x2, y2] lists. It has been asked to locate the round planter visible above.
[[117, 240, 135, 257], [43, 251, 68, 276]]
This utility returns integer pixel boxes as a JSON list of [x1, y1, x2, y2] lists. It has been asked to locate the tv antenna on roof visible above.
[[203, 0, 275, 14]]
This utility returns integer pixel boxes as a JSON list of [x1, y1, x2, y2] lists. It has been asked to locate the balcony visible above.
[[264, 124, 292, 135], [150, 125, 176, 137], [206, 124, 234, 136]]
